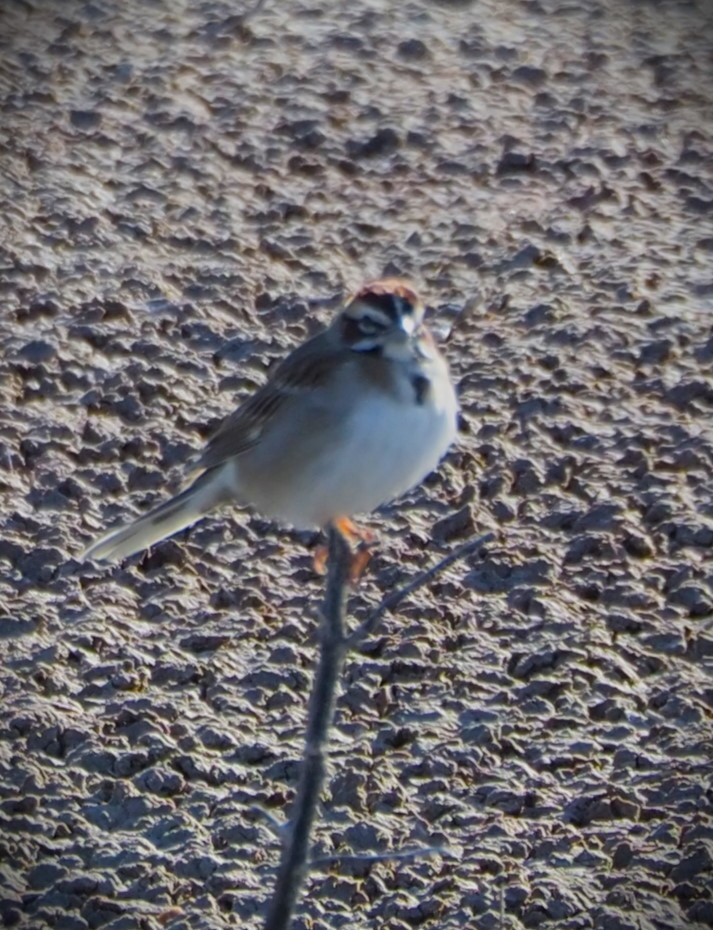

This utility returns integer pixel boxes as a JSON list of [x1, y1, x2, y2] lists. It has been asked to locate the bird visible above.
[[81, 278, 459, 567]]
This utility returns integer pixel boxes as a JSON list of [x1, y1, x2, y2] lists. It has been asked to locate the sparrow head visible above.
[[339, 278, 427, 357]]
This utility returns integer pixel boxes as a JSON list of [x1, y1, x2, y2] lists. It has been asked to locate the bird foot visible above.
[[333, 516, 376, 547], [312, 517, 377, 582]]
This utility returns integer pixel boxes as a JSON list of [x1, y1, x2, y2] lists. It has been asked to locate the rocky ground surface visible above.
[[1, 0, 712, 928]]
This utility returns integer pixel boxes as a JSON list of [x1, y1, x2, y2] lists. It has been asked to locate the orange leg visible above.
[[333, 516, 376, 546], [312, 545, 329, 576], [312, 516, 377, 582]]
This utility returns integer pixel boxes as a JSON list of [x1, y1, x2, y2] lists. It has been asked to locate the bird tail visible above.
[[81, 466, 231, 564]]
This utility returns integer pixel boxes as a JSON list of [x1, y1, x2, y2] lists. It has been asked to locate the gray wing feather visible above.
[[195, 331, 347, 473]]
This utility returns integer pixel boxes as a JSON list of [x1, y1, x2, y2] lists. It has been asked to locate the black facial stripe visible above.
[[364, 292, 410, 323]]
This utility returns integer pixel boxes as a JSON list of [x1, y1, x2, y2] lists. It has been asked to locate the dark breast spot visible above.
[[411, 373, 430, 405]]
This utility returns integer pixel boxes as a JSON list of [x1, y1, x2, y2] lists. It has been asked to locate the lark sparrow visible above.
[[81, 278, 459, 564]]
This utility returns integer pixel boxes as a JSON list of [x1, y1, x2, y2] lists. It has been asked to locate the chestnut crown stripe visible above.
[[346, 282, 421, 328]]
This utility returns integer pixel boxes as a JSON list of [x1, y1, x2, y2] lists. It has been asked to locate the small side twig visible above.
[[263, 528, 494, 929], [347, 530, 495, 647]]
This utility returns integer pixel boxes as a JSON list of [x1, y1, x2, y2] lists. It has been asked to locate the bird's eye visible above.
[[358, 317, 380, 335]]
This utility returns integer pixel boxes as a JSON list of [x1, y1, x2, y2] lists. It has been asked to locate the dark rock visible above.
[[574, 503, 621, 531], [330, 770, 367, 809], [8, 788, 43, 821], [17, 340, 56, 363], [508, 648, 561, 679], [17, 548, 63, 584], [687, 901, 713, 923], [643, 500, 674, 525], [112, 752, 150, 778], [81, 896, 124, 928], [589, 699, 624, 722], [670, 845, 712, 883], [612, 842, 634, 869], [100, 918, 138, 930], [521, 903, 549, 927], [345, 128, 401, 159], [512, 65, 547, 86], [330, 33, 363, 51], [462, 891, 488, 914], [397, 39, 430, 60], [510, 458, 542, 494], [179, 633, 230, 653], [643, 631, 687, 655], [70, 110, 102, 129], [174, 854, 219, 881], [342, 821, 384, 852], [587, 910, 638, 930], [606, 614, 646, 633], [504, 243, 541, 270], [497, 151, 537, 175], [232, 742, 274, 765], [638, 339, 672, 365], [139, 540, 187, 572], [622, 531, 654, 558], [667, 585, 713, 617], [0, 615, 38, 637], [523, 303, 555, 327], [610, 795, 640, 820], [112, 396, 144, 422], [666, 380, 713, 409], [0, 901, 21, 927], [199, 726, 233, 751], [20, 296, 62, 320], [431, 505, 476, 542], [565, 534, 603, 564], [56, 875, 102, 896], [54, 916, 89, 930], [672, 882, 698, 901], [685, 196, 713, 214], [563, 793, 610, 826], [687, 635, 713, 660]]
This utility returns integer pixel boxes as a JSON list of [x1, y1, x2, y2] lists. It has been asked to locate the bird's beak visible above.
[[396, 314, 416, 338]]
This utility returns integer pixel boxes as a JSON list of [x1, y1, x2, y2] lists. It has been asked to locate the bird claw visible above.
[[312, 517, 377, 583], [312, 545, 329, 576], [333, 516, 376, 546]]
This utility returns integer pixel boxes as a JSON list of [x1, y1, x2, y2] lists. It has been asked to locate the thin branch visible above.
[[263, 526, 351, 930], [263, 529, 494, 928], [347, 530, 495, 648]]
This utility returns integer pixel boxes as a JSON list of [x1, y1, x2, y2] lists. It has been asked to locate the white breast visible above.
[[269, 377, 459, 528]]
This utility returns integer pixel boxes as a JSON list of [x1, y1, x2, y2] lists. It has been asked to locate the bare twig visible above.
[[347, 530, 495, 648], [263, 528, 494, 928], [263, 526, 351, 930]]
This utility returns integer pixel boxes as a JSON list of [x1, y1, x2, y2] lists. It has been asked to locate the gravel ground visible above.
[[1, 1, 713, 928]]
